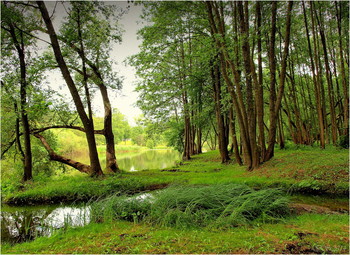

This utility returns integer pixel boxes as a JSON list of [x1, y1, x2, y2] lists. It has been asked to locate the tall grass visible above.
[[90, 184, 290, 228]]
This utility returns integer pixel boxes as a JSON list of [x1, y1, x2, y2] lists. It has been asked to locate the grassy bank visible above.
[[2, 213, 348, 254], [2, 146, 348, 204]]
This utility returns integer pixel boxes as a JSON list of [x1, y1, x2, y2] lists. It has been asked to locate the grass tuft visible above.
[[91, 184, 290, 228]]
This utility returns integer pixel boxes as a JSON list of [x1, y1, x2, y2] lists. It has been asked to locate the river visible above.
[[1, 149, 180, 244]]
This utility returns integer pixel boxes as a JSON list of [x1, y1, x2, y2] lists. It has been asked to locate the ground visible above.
[[1, 146, 349, 254]]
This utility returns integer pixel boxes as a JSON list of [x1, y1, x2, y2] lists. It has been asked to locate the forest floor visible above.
[[1, 146, 349, 254]]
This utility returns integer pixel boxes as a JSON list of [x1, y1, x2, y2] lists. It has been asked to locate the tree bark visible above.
[[34, 134, 91, 174], [37, 1, 103, 176], [265, 1, 293, 161], [335, 2, 349, 137], [303, 1, 325, 148], [211, 61, 230, 163], [7, 20, 33, 181], [315, 5, 337, 145]]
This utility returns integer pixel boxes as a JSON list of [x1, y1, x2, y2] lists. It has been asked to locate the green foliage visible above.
[[164, 119, 184, 152], [338, 135, 349, 149], [91, 184, 290, 228], [146, 139, 155, 149]]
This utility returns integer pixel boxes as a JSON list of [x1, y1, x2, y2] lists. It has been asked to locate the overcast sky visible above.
[[44, 1, 144, 126]]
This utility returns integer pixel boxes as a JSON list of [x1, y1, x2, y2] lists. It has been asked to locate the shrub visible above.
[[338, 135, 349, 149]]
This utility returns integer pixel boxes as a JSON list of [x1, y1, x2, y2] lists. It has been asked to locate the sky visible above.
[[44, 1, 144, 126]]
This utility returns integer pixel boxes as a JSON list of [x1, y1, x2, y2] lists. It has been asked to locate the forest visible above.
[[1, 1, 349, 254]]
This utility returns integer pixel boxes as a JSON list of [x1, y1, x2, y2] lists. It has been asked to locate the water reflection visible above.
[[71, 149, 181, 172], [118, 149, 181, 171], [1, 205, 90, 244]]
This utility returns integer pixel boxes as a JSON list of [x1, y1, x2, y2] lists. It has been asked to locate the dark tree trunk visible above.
[[7, 20, 33, 181], [265, 1, 293, 161], [335, 2, 349, 137], [303, 1, 325, 148], [256, 1, 266, 161], [212, 61, 230, 163], [37, 1, 103, 176], [315, 5, 337, 145]]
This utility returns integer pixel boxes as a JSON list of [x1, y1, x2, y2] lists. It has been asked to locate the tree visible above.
[[1, 2, 39, 181], [37, 1, 103, 176]]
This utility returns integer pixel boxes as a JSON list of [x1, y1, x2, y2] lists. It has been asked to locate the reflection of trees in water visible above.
[[1, 207, 55, 244], [119, 150, 181, 171], [1, 206, 90, 244]]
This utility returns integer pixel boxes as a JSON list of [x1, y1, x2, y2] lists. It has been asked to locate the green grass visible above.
[[2, 213, 348, 254], [2, 147, 348, 205], [90, 184, 290, 228]]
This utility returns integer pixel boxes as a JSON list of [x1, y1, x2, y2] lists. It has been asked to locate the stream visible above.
[[1, 204, 90, 244]]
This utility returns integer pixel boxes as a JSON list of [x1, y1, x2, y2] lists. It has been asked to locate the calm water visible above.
[[71, 148, 181, 172], [118, 149, 181, 171], [1, 204, 90, 244], [1, 193, 155, 244]]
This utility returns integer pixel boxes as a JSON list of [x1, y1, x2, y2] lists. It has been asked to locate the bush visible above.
[[90, 184, 290, 228], [338, 135, 349, 149]]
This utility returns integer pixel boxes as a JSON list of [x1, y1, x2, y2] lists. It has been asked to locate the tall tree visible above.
[[37, 1, 103, 176]]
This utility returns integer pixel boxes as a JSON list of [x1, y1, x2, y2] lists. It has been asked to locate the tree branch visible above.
[[34, 133, 91, 174]]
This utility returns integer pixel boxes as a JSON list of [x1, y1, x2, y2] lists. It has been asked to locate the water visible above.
[[118, 149, 181, 171], [1, 204, 90, 244], [70, 148, 181, 172], [1, 149, 179, 244], [1, 193, 154, 244]]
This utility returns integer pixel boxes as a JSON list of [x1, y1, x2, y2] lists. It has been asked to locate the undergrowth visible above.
[[90, 184, 290, 228]]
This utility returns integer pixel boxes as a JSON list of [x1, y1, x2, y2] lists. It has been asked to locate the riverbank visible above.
[[2, 147, 349, 205], [2, 213, 348, 254]]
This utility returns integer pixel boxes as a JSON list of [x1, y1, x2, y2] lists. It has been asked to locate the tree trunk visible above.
[[212, 61, 230, 163], [335, 2, 349, 137], [303, 1, 325, 148], [256, 1, 266, 161], [37, 1, 103, 176], [315, 5, 337, 145], [7, 21, 33, 181], [265, 1, 293, 161], [229, 107, 242, 165], [34, 134, 91, 174]]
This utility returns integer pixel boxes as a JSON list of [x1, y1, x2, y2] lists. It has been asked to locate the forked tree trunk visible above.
[[37, 1, 103, 176]]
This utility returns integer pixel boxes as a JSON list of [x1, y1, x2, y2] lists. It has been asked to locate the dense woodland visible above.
[[1, 1, 349, 181]]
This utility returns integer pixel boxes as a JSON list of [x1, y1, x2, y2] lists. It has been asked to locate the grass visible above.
[[90, 184, 290, 228], [2, 146, 348, 204], [1, 146, 348, 254], [2, 213, 348, 254]]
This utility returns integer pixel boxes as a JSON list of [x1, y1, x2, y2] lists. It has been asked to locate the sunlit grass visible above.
[[2, 213, 348, 254], [2, 147, 348, 204]]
